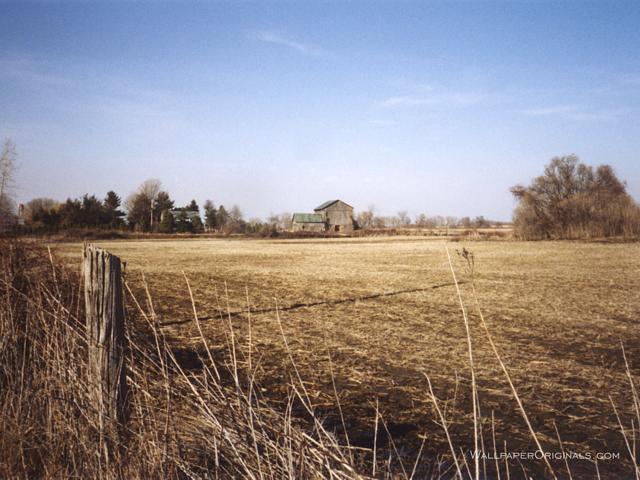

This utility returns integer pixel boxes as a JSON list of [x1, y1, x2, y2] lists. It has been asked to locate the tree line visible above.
[[19, 178, 262, 234], [354, 208, 496, 230], [3, 137, 639, 239]]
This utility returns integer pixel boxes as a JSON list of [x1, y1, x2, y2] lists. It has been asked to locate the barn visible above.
[[290, 213, 325, 232], [291, 200, 355, 233]]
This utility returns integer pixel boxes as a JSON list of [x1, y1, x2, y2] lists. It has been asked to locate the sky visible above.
[[1, 1, 639, 221]]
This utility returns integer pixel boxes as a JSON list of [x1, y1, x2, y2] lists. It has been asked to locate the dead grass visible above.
[[21, 236, 640, 477], [0, 241, 364, 479]]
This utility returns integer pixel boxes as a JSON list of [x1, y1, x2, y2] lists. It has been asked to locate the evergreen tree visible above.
[[217, 205, 229, 228], [186, 199, 199, 212], [125, 192, 152, 231], [203, 200, 217, 231], [58, 198, 83, 228], [154, 191, 174, 223], [103, 191, 125, 227], [104, 191, 121, 211], [191, 214, 204, 233], [158, 210, 174, 233], [80, 194, 107, 226], [175, 210, 190, 233]]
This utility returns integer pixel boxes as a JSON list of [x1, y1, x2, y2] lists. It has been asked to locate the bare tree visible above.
[[511, 155, 640, 238], [0, 139, 17, 229], [277, 212, 293, 230], [267, 212, 292, 231], [415, 213, 430, 228], [397, 210, 411, 226], [139, 178, 161, 200], [229, 205, 243, 223], [125, 179, 164, 232], [138, 179, 162, 229], [24, 198, 58, 223], [356, 205, 376, 229], [372, 216, 388, 228]]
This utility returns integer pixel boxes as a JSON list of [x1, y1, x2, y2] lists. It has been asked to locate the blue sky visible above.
[[1, 1, 639, 221]]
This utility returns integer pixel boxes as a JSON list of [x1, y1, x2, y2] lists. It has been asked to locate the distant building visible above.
[[291, 213, 325, 232], [167, 209, 200, 223], [17, 203, 25, 226], [291, 200, 355, 233]]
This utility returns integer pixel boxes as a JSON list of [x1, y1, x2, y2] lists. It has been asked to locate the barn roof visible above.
[[169, 209, 200, 220], [314, 199, 353, 211], [292, 213, 324, 223], [314, 200, 339, 210]]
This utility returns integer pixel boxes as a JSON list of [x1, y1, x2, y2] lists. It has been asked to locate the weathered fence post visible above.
[[83, 244, 128, 452]]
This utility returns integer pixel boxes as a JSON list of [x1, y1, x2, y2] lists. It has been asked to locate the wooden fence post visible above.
[[83, 244, 128, 451]]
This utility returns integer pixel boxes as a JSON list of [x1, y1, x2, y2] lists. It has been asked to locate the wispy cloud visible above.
[[0, 52, 191, 133], [521, 105, 578, 116], [379, 91, 487, 109], [521, 105, 615, 121], [619, 73, 640, 87], [565, 111, 616, 121], [368, 119, 399, 127], [380, 95, 432, 108], [253, 31, 322, 56], [0, 54, 72, 88]]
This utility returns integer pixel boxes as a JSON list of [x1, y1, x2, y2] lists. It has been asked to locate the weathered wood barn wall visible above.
[[314, 200, 354, 233]]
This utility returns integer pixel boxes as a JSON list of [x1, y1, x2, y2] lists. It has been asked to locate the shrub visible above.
[[511, 156, 640, 239]]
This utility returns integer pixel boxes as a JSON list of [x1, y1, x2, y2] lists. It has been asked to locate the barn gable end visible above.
[[314, 200, 354, 233]]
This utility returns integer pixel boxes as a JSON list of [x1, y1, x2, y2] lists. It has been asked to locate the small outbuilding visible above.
[[291, 213, 326, 232]]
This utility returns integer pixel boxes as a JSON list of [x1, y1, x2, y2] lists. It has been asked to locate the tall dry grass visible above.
[[1, 239, 639, 478], [443, 245, 640, 479], [0, 241, 362, 479]]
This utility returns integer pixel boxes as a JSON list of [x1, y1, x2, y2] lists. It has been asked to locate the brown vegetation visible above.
[[511, 155, 640, 239], [39, 236, 640, 478], [0, 241, 362, 478]]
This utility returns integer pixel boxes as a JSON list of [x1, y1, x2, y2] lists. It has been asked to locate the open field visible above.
[[53, 237, 640, 478]]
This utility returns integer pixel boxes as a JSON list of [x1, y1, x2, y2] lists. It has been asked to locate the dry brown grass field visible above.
[[53, 237, 640, 478]]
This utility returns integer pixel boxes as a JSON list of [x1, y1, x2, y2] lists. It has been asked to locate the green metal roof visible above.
[[292, 213, 324, 223]]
